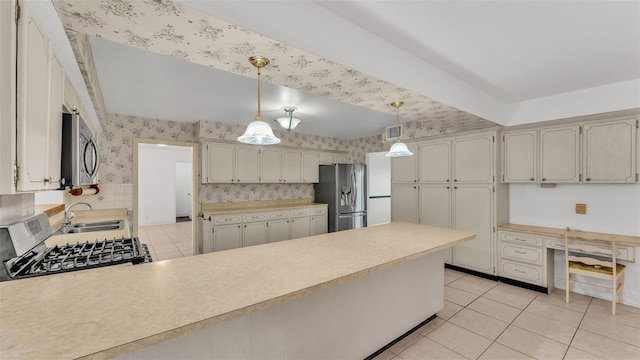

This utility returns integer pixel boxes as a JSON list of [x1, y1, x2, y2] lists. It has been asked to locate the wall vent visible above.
[[384, 125, 403, 142]]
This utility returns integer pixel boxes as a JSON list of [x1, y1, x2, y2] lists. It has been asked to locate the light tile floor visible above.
[[138, 221, 193, 261], [375, 268, 640, 360]]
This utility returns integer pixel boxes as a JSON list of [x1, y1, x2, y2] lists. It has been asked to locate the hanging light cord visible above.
[[256, 66, 262, 121]]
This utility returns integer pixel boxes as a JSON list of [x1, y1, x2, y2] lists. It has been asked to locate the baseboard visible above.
[[364, 314, 437, 360], [445, 264, 549, 294], [554, 276, 640, 308]]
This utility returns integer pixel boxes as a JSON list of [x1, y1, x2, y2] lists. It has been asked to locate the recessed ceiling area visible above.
[[89, 36, 405, 139]]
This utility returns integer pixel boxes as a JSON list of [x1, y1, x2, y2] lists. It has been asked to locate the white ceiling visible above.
[[50, 0, 640, 137]]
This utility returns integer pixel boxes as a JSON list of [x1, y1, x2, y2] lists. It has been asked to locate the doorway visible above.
[[133, 139, 199, 261]]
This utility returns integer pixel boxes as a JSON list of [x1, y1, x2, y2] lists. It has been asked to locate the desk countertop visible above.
[[498, 223, 640, 247], [0, 222, 473, 359]]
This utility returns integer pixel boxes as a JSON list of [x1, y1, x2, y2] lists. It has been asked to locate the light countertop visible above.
[[45, 208, 131, 247], [0, 222, 474, 359], [498, 223, 640, 247]]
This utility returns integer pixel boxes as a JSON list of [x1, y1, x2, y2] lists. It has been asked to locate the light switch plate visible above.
[[576, 203, 587, 215]]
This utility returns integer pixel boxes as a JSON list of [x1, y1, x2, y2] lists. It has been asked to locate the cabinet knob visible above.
[[446, 179, 450, 182], [541, 178, 546, 181], [43, 177, 52, 183], [530, 178, 535, 181], [454, 186, 458, 189], [446, 186, 450, 189], [453, 179, 458, 182], [244, 225, 247, 228], [586, 177, 591, 182], [413, 180, 417, 183]]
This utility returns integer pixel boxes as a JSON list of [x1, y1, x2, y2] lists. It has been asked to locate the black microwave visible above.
[[60, 113, 99, 188]]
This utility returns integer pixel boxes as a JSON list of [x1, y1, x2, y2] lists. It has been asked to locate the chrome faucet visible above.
[[62, 202, 93, 233]]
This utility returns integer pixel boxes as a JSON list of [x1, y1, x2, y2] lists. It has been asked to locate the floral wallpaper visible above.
[[98, 113, 382, 205], [55, 0, 497, 134]]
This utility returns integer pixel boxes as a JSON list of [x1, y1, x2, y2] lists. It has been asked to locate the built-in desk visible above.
[[497, 224, 639, 293]]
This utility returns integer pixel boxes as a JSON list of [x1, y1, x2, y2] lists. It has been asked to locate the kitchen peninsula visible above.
[[0, 222, 474, 359]]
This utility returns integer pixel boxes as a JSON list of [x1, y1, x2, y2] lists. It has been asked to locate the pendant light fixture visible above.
[[275, 106, 301, 132], [385, 101, 414, 157], [238, 56, 281, 145]]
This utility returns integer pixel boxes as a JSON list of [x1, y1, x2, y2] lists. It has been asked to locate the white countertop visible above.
[[0, 222, 474, 359]]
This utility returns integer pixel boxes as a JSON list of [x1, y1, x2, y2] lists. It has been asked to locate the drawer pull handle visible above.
[[514, 237, 527, 242], [514, 250, 527, 254], [514, 268, 526, 274]]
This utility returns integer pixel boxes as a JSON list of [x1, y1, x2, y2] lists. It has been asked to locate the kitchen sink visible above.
[[59, 220, 125, 234]]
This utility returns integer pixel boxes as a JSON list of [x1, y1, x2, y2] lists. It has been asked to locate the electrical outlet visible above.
[[576, 203, 587, 215]]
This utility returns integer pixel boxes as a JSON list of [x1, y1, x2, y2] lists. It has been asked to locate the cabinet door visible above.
[[503, 130, 537, 183], [16, 9, 51, 191], [202, 218, 214, 253], [310, 214, 328, 235], [539, 125, 581, 183], [335, 154, 348, 163], [268, 219, 290, 243], [236, 146, 260, 183], [290, 217, 310, 239], [63, 76, 77, 113], [243, 222, 267, 247], [282, 150, 302, 182], [302, 151, 319, 183], [583, 119, 637, 183], [391, 184, 418, 223], [452, 185, 494, 274], [319, 153, 335, 165], [419, 141, 451, 183], [213, 224, 242, 252], [391, 145, 418, 183], [419, 185, 451, 229], [261, 148, 282, 182], [453, 135, 494, 183], [47, 55, 63, 188], [203, 143, 234, 183]]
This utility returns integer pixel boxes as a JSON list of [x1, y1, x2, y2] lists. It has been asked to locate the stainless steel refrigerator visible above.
[[314, 164, 367, 232]]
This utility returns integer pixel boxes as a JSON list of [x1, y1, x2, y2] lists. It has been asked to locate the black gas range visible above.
[[0, 213, 151, 282]]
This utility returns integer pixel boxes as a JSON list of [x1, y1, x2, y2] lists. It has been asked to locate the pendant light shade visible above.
[[275, 106, 301, 131], [238, 56, 281, 145], [385, 101, 413, 157]]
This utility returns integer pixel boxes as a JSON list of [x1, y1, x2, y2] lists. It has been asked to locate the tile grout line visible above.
[[562, 296, 594, 359]]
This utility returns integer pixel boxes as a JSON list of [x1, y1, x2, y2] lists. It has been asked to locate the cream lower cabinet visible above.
[[310, 207, 328, 235], [203, 206, 328, 252], [242, 213, 267, 247], [391, 184, 418, 223], [267, 218, 290, 243], [419, 185, 452, 263], [498, 231, 553, 290], [451, 185, 494, 274]]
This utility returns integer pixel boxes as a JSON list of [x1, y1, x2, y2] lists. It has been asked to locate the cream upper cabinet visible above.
[[391, 144, 418, 183], [452, 134, 494, 183], [63, 76, 77, 113], [261, 148, 282, 182], [282, 150, 302, 182], [391, 184, 418, 223], [582, 118, 637, 183], [302, 151, 319, 183], [16, 6, 62, 191], [336, 154, 348, 163], [539, 125, 581, 183], [419, 140, 451, 183], [319, 152, 335, 165], [502, 130, 537, 183], [235, 146, 260, 183], [202, 143, 234, 183]]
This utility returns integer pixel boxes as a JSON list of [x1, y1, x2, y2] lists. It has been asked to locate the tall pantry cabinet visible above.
[[391, 129, 508, 275]]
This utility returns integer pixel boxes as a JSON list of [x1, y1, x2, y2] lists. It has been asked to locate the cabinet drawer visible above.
[[500, 243, 543, 265], [267, 211, 290, 219], [311, 207, 327, 215], [545, 238, 635, 262], [499, 231, 543, 247], [290, 209, 311, 218], [243, 213, 267, 223], [500, 260, 543, 286], [212, 215, 242, 225]]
